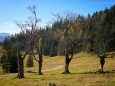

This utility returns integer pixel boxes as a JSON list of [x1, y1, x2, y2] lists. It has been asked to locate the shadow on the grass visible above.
[[26, 70, 38, 73], [78, 70, 115, 74], [26, 69, 115, 75], [61, 72, 76, 75]]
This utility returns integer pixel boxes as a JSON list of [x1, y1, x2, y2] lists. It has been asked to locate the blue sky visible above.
[[0, 0, 115, 34]]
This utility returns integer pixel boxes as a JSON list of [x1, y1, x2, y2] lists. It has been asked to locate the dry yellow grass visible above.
[[0, 66, 2, 74], [24, 55, 64, 73], [0, 46, 4, 53], [0, 52, 115, 86]]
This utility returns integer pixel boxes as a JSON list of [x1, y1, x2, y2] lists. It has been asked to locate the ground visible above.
[[0, 52, 115, 86]]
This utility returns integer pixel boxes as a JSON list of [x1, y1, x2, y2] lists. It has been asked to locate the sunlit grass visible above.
[[0, 52, 115, 86], [24, 55, 65, 73], [0, 72, 115, 86]]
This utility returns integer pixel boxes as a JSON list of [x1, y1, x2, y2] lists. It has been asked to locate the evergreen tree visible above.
[[26, 54, 33, 67], [50, 39, 58, 57], [1, 50, 18, 73]]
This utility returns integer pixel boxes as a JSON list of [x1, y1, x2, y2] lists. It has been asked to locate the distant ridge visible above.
[[0, 33, 10, 43]]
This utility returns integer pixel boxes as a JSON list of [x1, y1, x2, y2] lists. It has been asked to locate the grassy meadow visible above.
[[0, 52, 115, 86]]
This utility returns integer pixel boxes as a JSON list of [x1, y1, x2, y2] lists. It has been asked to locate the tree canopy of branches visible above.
[[2, 5, 115, 75], [15, 6, 42, 78], [52, 12, 84, 73]]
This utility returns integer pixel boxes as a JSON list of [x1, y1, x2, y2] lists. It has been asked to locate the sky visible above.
[[0, 0, 115, 34]]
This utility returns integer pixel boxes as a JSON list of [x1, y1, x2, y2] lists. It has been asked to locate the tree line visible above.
[[0, 5, 115, 78]]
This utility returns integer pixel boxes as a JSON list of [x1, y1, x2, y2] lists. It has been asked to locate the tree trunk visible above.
[[100, 57, 105, 72], [17, 51, 24, 78], [64, 63, 70, 73], [64, 53, 70, 73], [38, 52, 43, 75]]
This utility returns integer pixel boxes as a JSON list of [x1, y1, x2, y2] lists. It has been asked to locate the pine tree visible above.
[[1, 50, 18, 73], [26, 54, 33, 68]]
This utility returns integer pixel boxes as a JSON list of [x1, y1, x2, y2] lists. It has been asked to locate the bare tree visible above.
[[95, 12, 115, 72], [33, 32, 43, 75], [16, 6, 41, 78], [96, 38, 115, 72], [53, 12, 83, 73]]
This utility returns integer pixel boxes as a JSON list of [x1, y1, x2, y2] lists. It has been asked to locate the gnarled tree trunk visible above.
[[38, 52, 43, 75], [100, 58, 105, 72], [64, 53, 72, 73], [100, 56, 105, 72], [35, 45, 43, 75], [64, 53, 70, 73], [17, 51, 24, 78], [98, 54, 105, 72]]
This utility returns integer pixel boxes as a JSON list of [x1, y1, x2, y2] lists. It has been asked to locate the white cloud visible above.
[[0, 22, 21, 34], [0, 22, 50, 34], [39, 22, 52, 28]]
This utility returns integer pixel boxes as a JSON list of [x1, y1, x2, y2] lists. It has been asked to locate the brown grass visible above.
[[0, 52, 115, 86], [0, 66, 2, 74], [0, 46, 4, 52]]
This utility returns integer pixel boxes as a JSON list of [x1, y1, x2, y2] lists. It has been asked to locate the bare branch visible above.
[[22, 47, 31, 60], [33, 54, 39, 62], [15, 21, 27, 35]]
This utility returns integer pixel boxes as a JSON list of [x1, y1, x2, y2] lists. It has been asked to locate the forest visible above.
[[0, 4, 115, 86]]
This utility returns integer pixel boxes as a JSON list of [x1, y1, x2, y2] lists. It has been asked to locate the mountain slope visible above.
[[0, 33, 10, 43]]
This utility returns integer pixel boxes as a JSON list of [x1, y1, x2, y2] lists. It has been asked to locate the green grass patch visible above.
[[0, 72, 115, 86]]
